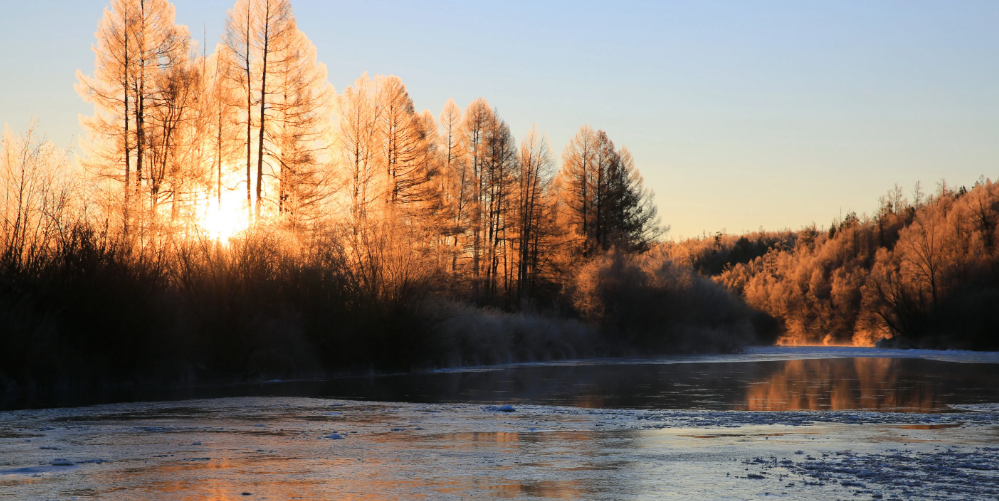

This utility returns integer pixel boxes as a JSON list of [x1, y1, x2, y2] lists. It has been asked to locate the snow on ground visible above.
[[1, 397, 997, 499]]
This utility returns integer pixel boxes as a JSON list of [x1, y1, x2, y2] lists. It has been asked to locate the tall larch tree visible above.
[[557, 126, 662, 255], [375, 75, 432, 212], [203, 48, 240, 210], [516, 126, 555, 299], [223, 0, 296, 221], [460, 99, 495, 290], [437, 99, 469, 272], [482, 115, 517, 299], [336, 73, 381, 226], [77, 0, 189, 235], [557, 125, 599, 254], [222, 0, 255, 219], [267, 24, 333, 228], [251, 0, 294, 220]]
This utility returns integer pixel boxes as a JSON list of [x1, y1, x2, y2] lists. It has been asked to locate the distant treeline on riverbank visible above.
[[674, 179, 999, 351]]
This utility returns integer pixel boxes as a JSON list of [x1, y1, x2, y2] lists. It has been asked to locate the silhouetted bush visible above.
[[0, 225, 168, 390], [0, 223, 616, 392]]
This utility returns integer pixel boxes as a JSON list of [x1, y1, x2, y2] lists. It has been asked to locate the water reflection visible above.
[[315, 358, 999, 413], [5, 357, 999, 413], [113, 428, 614, 500], [741, 358, 945, 412]]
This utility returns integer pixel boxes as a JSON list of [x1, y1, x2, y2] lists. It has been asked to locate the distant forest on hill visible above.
[[1, 0, 995, 393], [674, 180, 999, 351]]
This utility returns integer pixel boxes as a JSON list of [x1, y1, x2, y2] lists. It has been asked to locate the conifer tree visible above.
[[516, 126, 555, 298], [267, 25, 333, 227], [460, 99, 494, 288], [557, 125, 599, 254], [557, 126, 661, 255], [77, 0, 189, 235], [336, 73, 381, 225], [437, 99, 470, 273], [223, 0, 297, 220]]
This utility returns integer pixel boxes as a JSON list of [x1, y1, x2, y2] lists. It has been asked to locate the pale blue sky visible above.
[[2, 1, 997, 238]]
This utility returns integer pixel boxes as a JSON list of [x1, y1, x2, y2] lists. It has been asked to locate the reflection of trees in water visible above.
[[37, 358, 992, 413], [741, 358, 942, 411], [438, 430, 638, 498], [305, 359, 999, 412], [143, 452, 599, 499], [325, 363, 775, 409]]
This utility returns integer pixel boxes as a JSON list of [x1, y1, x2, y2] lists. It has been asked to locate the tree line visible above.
[[677, 180, 999, 350], [73, 0, 662, 307]]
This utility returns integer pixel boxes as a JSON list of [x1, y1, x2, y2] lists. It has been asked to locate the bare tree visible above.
[[375, 75, 432, 211], [460, 99, 494, 291], [556, 125, 599, 254], [203, 48, 241, 209], [145, 55, 202, 232], [223, 0, 255, 219], [1, 123, 74, 265], [437, 99, 468, 272]]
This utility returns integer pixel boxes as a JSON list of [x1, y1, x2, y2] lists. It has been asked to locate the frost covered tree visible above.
[[437, 99, 471, 272], [459, 99, 494, 288], [203, 48, 241, 208], [376, 75, 434, 212], [144, 54, 204, 230], [266, 24, 333, 227], [223, 0, 302, 220], [557, 125, 599, 254], [76, 0, 190, 235], [336, 73, 381, 225], [515, 126, 556, 298], [557, 126, 661, 256]]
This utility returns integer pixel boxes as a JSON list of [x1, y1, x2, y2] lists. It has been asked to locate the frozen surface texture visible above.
[[2, 397, 998, 500]]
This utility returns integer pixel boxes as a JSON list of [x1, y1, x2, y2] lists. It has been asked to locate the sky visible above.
[[1, 0, 997, 239]]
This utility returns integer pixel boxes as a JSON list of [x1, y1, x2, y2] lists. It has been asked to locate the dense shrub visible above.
[[0, 224, 609, 392], [568, 247, 771, 354]]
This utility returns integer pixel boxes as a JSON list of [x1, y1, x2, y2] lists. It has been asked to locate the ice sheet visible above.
[[2, 397, 997, 499]]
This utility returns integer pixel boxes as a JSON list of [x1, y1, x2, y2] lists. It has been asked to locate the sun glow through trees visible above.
[[198, 173, 251, 240]]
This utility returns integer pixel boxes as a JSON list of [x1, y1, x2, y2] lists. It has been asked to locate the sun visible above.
[[198, 180, 250, 241]]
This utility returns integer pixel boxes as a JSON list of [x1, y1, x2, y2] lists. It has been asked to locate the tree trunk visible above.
[[255, 1, 269, 221]]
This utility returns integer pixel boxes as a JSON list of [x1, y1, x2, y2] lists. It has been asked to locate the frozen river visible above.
[[2, 347, 998, 499]]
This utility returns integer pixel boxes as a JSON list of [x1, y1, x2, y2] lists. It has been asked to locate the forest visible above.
[[2, 0, 994, 393], [0, 0, 767, 391], [676, 180, 999, 351]]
